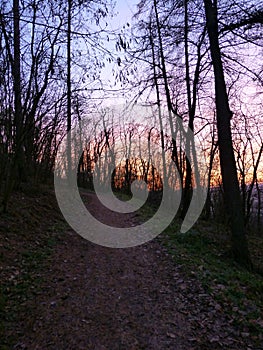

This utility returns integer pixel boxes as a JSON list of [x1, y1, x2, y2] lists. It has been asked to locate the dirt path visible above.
[[7, 192, 256, 349]]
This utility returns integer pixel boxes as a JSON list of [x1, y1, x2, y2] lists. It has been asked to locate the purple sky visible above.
[[112, 0, 137, 27]]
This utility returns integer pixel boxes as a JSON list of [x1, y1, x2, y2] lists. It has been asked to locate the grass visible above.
[[135, 198, 263, 341], [1, 186, 262, 346], [0, 187, 68, 348], [159, 220, 263, 340], [60, 187, 263, 334], [0, 243, 52, 347]]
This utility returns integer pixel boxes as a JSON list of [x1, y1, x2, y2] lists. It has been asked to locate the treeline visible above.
[[0, 0, 112, 207], [0, 0, 263, 269]]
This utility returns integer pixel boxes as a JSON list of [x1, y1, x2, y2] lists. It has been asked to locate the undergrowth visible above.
[[0, 187, 67, 348]]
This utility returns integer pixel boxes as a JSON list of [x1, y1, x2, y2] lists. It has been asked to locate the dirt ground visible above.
[[1, 190, 261, 349]]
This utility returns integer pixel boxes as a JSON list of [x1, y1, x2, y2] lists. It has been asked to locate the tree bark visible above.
[[67, 0, 72, 181], [13, 0, 25, 181], [148, 17, 168, 189], [203, 0, 252, 269], [152, 0, 182, 188]]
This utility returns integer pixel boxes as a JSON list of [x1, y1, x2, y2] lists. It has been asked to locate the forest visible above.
[[0, 0, 263, 348]]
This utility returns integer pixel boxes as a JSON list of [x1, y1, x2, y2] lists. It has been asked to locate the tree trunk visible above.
[[13, 0, 25, 182], [2, 0, 24, 211], [203, 0, 252, 269], [181, 0, 193, 219], [148, 19, 168, 189], [67, 0, 72, 181], [152, 0, 182, 189]]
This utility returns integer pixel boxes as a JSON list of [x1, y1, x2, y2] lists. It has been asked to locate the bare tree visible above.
[[203, 0, 252, 268]]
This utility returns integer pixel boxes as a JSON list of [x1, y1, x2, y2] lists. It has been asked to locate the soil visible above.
[[0, 189, 261, 349]]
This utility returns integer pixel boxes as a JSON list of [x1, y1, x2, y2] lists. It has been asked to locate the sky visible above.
[[97, 0, 139, 105], [110, 0, 137, 28]]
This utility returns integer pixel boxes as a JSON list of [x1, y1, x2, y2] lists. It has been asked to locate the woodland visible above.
[[0, 0, 263, 348]]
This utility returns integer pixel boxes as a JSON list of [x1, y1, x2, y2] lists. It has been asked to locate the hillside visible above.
[[0, 187, 262, 349]]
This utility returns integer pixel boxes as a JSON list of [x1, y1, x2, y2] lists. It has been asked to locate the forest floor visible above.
[[0, 186, 263, 349]]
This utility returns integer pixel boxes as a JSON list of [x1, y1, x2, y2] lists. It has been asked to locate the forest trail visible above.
[[13, 192, 193, 349], [2, 191, 260, 349]]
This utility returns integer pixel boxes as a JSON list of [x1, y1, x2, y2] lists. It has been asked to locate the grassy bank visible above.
[[0, 187, 67, 348]]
